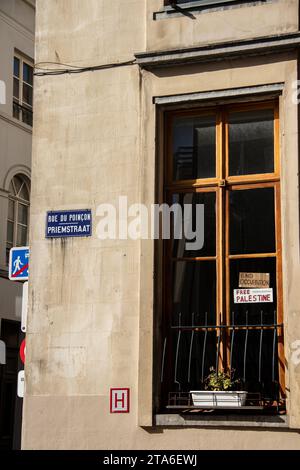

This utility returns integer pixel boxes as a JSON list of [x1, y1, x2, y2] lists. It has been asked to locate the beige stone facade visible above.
[[23, 0, 300, 449]]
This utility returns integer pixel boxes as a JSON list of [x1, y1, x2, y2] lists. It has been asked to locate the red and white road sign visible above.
[[110, 388, 130, 413], [19, 339, 26, 364]]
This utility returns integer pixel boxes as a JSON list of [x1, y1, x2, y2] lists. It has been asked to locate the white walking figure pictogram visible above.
[[13, 255, 23, 275]]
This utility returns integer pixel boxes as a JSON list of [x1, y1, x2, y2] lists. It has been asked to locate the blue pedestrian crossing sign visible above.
[[9, 246, 29, 281]]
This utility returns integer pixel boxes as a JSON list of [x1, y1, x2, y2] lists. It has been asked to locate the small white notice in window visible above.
[[234, 288, 273, 304]]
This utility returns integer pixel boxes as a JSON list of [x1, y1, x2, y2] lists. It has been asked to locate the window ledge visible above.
[[0, 110, 32, 134], [154, 413, 288, 429], [154, 0, 272, 20]]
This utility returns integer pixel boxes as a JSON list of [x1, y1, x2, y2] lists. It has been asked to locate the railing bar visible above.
[[160, 337, 167, 383], [201, 312, 208, 383], [230, 311, 235, 376], [272, 310, 277, 383], [258, 310, 263, 384], [243, 310, 249, 383], [170, 323, 283, 329], [187, 312, 195, 383], [216, 323, 221, 374], [174, 313, 182, 388]]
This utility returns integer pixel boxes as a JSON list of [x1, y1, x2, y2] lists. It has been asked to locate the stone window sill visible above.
[[154, 413, 288, 429]]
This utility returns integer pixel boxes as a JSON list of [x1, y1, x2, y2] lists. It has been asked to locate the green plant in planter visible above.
[[204, 367, 240, 391]]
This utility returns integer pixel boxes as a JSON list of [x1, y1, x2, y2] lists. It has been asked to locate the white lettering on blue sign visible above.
[[46, 210, 92, 238]]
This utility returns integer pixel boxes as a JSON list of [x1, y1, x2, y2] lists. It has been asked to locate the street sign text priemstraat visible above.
[[46, 209, 92, 238]]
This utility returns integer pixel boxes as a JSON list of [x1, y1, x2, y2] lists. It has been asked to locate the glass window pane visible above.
[[230, 328, 278, 396], [22, 107, 33, 126], [229, 109, 274, 176], [23, 63, 33, 85], [170, 328, 217, 390], [19, 183, 29, 201], [172, 191, 216, 257], [13, 78, 19, 99], [13, 176, 22, 195], [18, 204, 28, 225], [172, 260, 216, 326], [13, 101, 20, 120], [14, 57, 20, 77], [8, 200, 15, 220], [6, 246, 12, 265], [23, 83, 33, 106], [7, 221, 14, 243], [229, 187, 275, 255], [230, 257, 277, 325], [8, 180, 14, 194], [17, 225, 28, 245], [173, 115, 216, 180]]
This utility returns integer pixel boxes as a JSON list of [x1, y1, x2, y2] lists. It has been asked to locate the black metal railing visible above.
[[161, 311, 285, 412]]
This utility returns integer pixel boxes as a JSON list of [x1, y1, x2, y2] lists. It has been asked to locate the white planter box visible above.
[[190, 390, 247, 408]]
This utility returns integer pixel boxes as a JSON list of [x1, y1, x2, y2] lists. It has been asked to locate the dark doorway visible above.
[[0, 319, 23, 450]]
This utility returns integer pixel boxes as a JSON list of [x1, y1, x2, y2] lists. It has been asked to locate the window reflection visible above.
[[172, 192, 216, 258], [172, 261, 216, 326], [173, 115, 216, 180], [230, 187, 275, 255], [229, 109, 274, 176]]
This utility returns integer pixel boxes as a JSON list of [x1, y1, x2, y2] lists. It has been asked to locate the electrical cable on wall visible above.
[[34, 59, 137, 77]]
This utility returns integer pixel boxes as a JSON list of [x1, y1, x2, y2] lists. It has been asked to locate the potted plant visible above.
[[190, 367, 247, 408]]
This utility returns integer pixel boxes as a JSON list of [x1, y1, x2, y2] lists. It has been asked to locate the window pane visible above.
[[19, 183, 29, 201], [14, 57, 20, 77], [230, 328, 278, 397], [7, 221, 14, 243], [18, 204, 28, 225], [8, 200, 15, 221], [229, 109, 274, 176], [13, 176, 22, 195], [173, 115, 216, 180], [172, 260, 216, 326], [6, 244, 13, 265], [169, 328, 217, 390], [230, 257, 277, 325], [22, 107, 33, 126], [13, 78, 19, 99], [23, 83, 33, 106], [13, 101, 20, 120], [172, 191, 216, 257], [229, 187, 275, 254], [23, 63, 33, 85], [17, 225, 27, 245]]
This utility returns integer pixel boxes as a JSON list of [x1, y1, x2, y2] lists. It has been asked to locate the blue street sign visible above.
[[46, 209, 92, 238], [9, 246, 29, 281]]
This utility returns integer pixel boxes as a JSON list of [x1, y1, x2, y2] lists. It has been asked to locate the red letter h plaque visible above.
[[110, 388, 130, 413]]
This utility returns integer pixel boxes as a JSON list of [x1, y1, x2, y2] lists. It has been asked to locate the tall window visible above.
[[160, 101, 284, 413], [6, 175, 30, 263], [13, 53, 33, 126]]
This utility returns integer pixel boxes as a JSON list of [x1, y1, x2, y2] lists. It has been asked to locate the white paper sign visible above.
[[17, 370, 25, 398], [234, 288, 273, 304], [0, 340, 5, 365]]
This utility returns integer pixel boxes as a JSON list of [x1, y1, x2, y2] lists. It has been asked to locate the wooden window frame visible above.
[[162, 99, 285, 405], [6, 176, 30, 264], [13, 52, 33, 126]]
